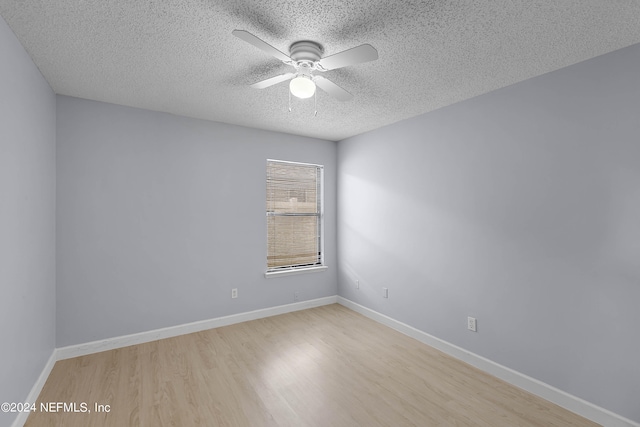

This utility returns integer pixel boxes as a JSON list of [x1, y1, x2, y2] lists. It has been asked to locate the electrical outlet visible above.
[[467, 317, 477, 332], [383, 287, 389, 298], [294, 291, 299, 302], [355, 279, 359, 289], [231, 288, 238, 299]]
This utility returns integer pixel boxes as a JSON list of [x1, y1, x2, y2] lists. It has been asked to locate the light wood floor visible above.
[[26, 304, 599, 426]]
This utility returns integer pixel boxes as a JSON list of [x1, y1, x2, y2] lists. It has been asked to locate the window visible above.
[[266, 160, 324, 274]]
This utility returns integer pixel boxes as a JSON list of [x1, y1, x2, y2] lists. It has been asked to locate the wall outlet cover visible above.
[[468, 316, 477, 332]]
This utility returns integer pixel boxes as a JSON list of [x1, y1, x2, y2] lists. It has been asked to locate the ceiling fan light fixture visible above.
[[289, 75, 316, 99], [233, 30, 377, 103]]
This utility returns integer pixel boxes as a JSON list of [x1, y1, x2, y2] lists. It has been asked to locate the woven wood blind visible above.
[[267, 160, 322, 270]]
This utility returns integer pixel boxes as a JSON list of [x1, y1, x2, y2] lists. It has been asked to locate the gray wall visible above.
[[337, 43, 640, 422], [56, 96, 337, 347], [0, 15, 56, 427]]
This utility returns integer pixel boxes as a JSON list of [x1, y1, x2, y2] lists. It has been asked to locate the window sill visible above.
[[264, 265, 328, 278]]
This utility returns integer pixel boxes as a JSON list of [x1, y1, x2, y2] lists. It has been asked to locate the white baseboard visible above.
[[56, 296, 337, 360], [11, 350, 57, 427], [337, 296, 639, 427]]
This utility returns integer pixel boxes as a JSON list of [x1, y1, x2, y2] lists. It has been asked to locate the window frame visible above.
[[264, 159, 327, 278]]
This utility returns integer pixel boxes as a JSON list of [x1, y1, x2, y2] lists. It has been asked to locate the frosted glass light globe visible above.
[[289, 76, 316, 99]]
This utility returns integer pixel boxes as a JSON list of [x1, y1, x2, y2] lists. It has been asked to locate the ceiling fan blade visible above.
[[318, 44, 378, 71], [314, 76, 353, 101], [232, 30, 291, 63], [251, 73, 295, 89]]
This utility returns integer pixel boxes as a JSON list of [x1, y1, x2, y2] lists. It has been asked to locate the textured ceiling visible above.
[[2, 1, 640, 141]]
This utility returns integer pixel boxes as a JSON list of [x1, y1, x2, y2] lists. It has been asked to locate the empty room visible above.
[[1, 1, 639, 426]]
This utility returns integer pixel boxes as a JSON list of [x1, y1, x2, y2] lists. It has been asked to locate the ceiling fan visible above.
[[233, 30, 378, 103]]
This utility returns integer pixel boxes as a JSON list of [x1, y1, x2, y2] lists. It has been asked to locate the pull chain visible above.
[[314, 89, 317, 117], [287, 88, 318, 116]]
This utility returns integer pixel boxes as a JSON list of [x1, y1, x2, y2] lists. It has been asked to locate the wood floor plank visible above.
[[25, 304, 601, 426]]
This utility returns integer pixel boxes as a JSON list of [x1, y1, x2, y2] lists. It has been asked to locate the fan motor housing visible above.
[[289, 41, 323, 63]]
